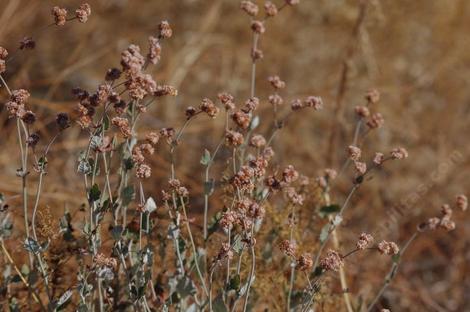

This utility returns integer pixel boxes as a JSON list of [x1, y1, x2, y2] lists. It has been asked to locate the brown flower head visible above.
[[200, 98, 219, 118], [320, 249, 343, 272], [268, 75, 285, 90], [52, 6, 68, 26], [0, 47, 8, 59], [377, 241, 399, 255], [146, 132, 160, 145], [251, 20, 266, 34], [373, 152, 384, 165], [264, 1, 278, 17], [136, 163, 151, 179], [240, 1, 259, 16], [231, 110, 251, 129], [242, 97, 259, 113], [355, 105, 370, 118], [269, 94, 283, 106], [147, 36, 162, 65], [297, 254, 313, 271], [354, 161, 367, 175], [365, 89, 380, 104], [278, 239, 296, 257], [282, 165, 299, 184], [19, 37, 36, 50], [356, 233, 374, 250], [218, 92, 235, 110], [225, 130, 244, 147], [291, 99, 303, 111], [304, 96, 323, 110], [158, 20, 172, 39], [75, 3, 91, 23], [456, 194, 468, 211], [249, 134, 266, 148], [391, 147, 408, 160], [367, 113, 385, 129], [348, 145, 361, 161], [56, 113, 71, 130], [112, 117, 131, 138]]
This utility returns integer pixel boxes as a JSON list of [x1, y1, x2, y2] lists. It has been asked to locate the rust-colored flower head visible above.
[[282, 165, 299, 184], [105, 68, 121, 81], [252, 47, 264, 61], [21, 110, 36, 124], [390, 147, 408, 160], [185, 106, 198, 120], [232, 166, 255, 192], [455, 194, 468, 211], [269, 94, 283, 106], [249, 134, 266, 148], [285, 187, 304, 205], [365, 89, 380, 104], [242, 97, 259, 113], [356, 233, 374, 250], [219, 211, 236, 231], [324, 168, 337, 180], [154, 85, 178, 97], [147, 36, 162, 65], [75, 3, 91, 23], [354, 161, 367, 175], [19, 37, 36, 50], [373, 152, 384, 165], [348, 145, 361, 161], [304, 96, 323, 110], [112, 117, 131, 138], [160, 127, 175, 144], [367, 112, 385, 129], [264, 1, 278, 17], [240, 1, 259, 16], [0, 47, 8, 59], [0, 60, 5, 73], [278, 239, 296, 257], [136, 163, 151, 179], [200, 98, 219, 118], [56, 113, 71, 130], [440, 218, 456, 231], [268, 75, 285, 90], [225, 130, 244, 147], [52, 6, 68, 26], [159, 21, 172, 39], [291, 99, 303, 111], [146, 132, 160, 145], [320, 249, 343, 272], [121, 44, 145, 74], [251, 20, 266, 34], [297, 254, 313, 271], [11, 89, 31, 104], [218, 92, 235, 110], [427, 217, 440, 230], [27, 132, 40, 148], [286, 0, 300, 5], [377, 241, 399, 255], [355, 105, 370, 118], [231, 110, 251, 129]]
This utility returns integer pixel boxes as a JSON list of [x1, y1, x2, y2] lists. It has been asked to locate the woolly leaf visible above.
[[89, 184, 101, 202], [200, 149, 211, 166], [318, 204, 340, 218]]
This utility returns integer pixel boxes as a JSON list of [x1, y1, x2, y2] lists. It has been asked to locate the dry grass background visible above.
[[0, 0, 469, 311]]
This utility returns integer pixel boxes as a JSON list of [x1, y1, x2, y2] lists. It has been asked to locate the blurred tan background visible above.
[[0, 0, 469, 311]]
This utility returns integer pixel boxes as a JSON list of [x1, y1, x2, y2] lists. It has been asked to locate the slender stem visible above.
[[242, 239, 256, 312], [366, 231, 419, 311], [312, 185, 358, 270], [0, 240, 46, 311], [180, 197, 209, 297]]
